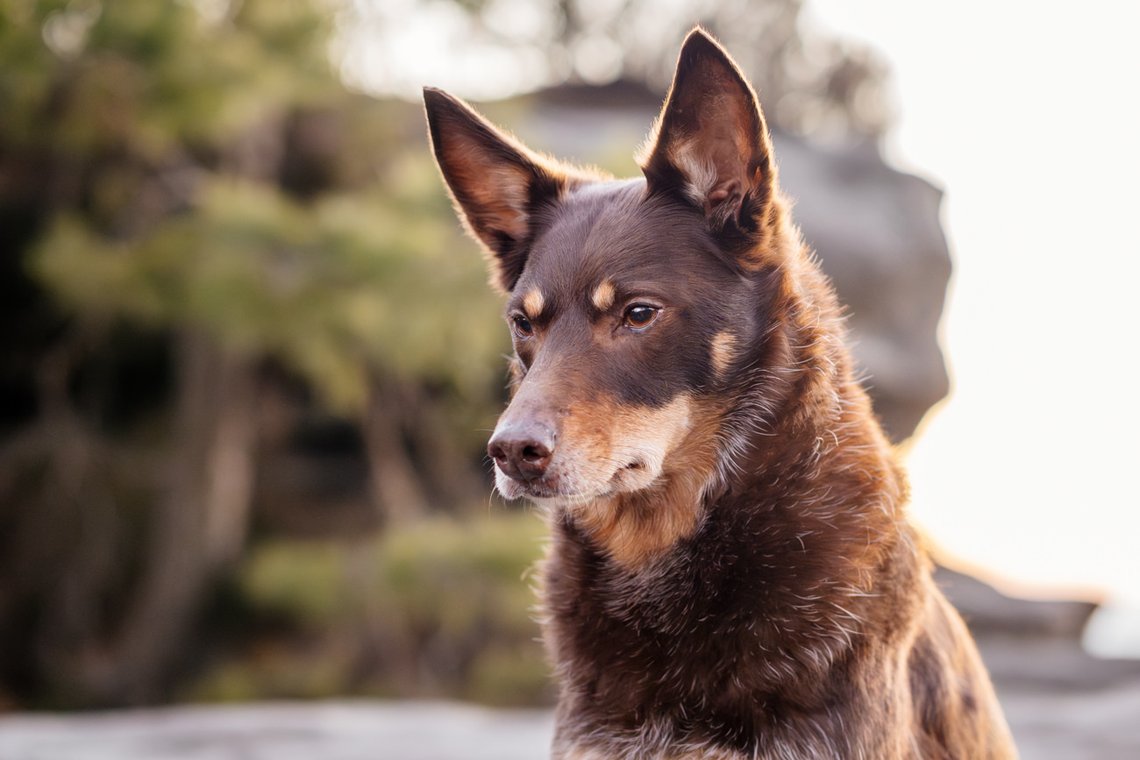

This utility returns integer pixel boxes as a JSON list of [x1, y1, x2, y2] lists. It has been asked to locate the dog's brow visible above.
[[591, 280, 616, 311], [522, 288, 545, 318]]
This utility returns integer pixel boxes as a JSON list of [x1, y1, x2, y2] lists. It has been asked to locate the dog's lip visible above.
[[518, 479, 566, 498], [497, 459, 644, 500], [498, 471, 575, 499], [521, 479, 614, 500], [500, 473, 615, 501]]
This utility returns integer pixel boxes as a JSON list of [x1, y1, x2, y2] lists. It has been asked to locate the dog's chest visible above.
[[540, 515, 905, 760], [543, 546, 779, 748], [552, 709, 864, 760]]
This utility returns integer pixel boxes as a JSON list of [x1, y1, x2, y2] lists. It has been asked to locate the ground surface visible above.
[[3, 680, 1140, 760]]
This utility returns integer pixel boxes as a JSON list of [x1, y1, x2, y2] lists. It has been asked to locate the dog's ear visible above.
[[639, 29, 776, 247], [424, 87, 582, 293]]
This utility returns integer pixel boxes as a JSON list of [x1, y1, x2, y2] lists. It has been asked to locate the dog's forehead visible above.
[[522, 179, 717, 297]]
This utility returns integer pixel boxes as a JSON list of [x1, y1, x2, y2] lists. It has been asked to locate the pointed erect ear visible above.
[[424, 87, 586, 292], [639, 29, 776, 242]]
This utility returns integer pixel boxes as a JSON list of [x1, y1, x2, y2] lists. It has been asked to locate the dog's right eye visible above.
[[622, 304, 661, 330], [510, 314, 534, 339]]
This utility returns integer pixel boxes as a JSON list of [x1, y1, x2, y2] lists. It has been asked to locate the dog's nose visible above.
[[488, 423, 555, 481]]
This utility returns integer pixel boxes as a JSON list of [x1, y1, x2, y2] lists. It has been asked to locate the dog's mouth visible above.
[[495, 458, 649, 503]]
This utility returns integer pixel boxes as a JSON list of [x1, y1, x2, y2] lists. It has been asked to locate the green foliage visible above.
[[189, 644, 357, 703], [376, 512, 544, 634], [0, 0, 334, 154], [4, 0, 506, 409], [32, 155, 504, 408], [242, 512, 547, 631], [190, 512, 553, 705]]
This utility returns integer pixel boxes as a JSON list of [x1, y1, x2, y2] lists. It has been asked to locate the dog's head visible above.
[[425, 30, 802, 560]]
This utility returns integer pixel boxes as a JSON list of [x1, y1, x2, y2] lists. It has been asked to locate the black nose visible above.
[[488, 423, 555, 481]]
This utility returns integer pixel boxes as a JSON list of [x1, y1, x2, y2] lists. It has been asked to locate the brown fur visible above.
[[425, 27, 1016, 760]]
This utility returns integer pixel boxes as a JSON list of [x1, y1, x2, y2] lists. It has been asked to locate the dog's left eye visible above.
[[510, 314, 535, 339], [623, 304, 660, 330]]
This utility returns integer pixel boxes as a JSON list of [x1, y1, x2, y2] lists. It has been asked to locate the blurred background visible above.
[[0, 0, 1137, 757]]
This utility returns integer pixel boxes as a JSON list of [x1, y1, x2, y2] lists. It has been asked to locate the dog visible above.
[[424, 28, 1017, 760]]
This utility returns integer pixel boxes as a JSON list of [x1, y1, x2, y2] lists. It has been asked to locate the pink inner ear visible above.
[[458, 159, 532, 242], [704, 178, 746, 227], [708, 183, 736, 204], [669, 131, 752, 222], [672, 114, 766, 228], [426, 89, 551, 250], [705, 107, 762, 198]]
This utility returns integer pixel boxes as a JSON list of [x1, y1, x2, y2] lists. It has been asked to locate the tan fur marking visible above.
[[523, 288, 545, 318], [562, 395, 723, 568], [591, 279, 616, 311], [709, 330, 737, 377]]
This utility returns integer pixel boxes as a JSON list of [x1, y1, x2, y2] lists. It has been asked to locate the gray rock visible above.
[[935, 566, 1100, 639], [932, 566, 1140, 696], [775, 134, 951, 441]]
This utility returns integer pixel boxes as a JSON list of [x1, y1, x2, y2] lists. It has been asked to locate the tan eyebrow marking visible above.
[[522, 288, 545, 318], [710, 330, 737, 377], [591, 279, 616, 311]]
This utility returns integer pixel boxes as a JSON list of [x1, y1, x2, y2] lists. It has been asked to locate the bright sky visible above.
[[805, 0, 1140, 652]]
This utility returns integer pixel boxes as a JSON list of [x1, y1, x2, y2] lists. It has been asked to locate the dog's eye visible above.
[[510, 314, 534, 339], [623, 304, 660, 330]]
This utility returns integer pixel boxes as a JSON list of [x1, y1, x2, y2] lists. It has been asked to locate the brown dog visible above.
[[424, 28, 1016, 760]]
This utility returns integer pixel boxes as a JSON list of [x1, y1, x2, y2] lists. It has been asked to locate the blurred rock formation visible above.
[[776, 135, 951, 440]]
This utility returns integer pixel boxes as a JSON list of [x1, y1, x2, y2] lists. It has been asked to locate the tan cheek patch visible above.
[[591, 279, 616, 311], [709, 330, 738, 377], [559, 394, 692, 481], [522, 288, 545, 319], [560, 394, 724, 569]]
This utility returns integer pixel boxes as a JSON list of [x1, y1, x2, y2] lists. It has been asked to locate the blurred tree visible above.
[[0, 0, 500, 706], [342, 0, 891, 140]]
